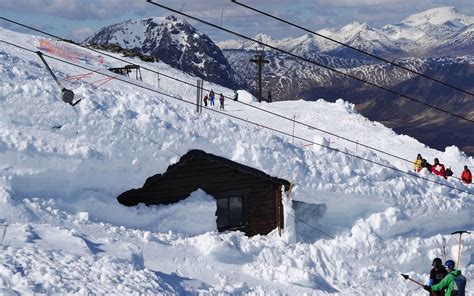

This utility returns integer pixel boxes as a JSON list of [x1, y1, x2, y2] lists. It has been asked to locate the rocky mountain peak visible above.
[[85, 15, 244, 89]]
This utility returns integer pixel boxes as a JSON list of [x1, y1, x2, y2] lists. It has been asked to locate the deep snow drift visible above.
[[0, 27, 473, 295]]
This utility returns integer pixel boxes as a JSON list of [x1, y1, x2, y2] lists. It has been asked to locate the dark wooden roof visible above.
[[143, 149, 291, 190], [117, 149, 290, 235]]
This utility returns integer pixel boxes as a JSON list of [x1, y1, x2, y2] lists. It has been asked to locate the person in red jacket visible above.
[[461, 165, 472, 184], [431, 158, 447, 179]]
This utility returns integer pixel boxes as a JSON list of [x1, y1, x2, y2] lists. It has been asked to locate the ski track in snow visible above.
[[0, 27, 473, 295]]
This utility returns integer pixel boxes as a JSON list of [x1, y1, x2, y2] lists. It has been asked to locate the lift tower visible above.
[[250, 48, 269, 103]]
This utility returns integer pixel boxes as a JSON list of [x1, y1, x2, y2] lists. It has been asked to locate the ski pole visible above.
[[401, 274, 424, 287], [451, 230, 470, 269]]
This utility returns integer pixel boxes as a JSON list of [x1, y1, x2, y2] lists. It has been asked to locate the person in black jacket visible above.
[[429, 257, 447, 296], [422, 158, 433, 173], [445, 167, 453, 178]]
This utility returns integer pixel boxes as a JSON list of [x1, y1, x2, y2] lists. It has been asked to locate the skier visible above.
[[431, 158, 447, 179], [209, 89, 215, 106], [461, 165, 472, 184], [219, 93, 225, 111], [429, 258, 447, 296], [233, 90, 239, 101], [424, 260, 466, 296], [267, 90, 272, 103], [203, 94, 208, 107], [414, 154, 423, 173]]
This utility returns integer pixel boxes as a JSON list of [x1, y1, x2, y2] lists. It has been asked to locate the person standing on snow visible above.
[[431, 158, 447, 179], [209, 89, 215, 106], [424, 260, 466, 296], [414, 154, 423, 173], [219, 93, 225, 111], [429, 258, 447, 296], [233, 90, 238, 101], [461, 165, 472, 184], [203, 94, 208, 107]]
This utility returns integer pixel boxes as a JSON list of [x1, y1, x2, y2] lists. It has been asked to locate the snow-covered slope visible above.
[[0, 28, 473, 295]]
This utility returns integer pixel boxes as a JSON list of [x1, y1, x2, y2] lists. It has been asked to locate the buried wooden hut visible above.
[[117, 149, 291, 236]]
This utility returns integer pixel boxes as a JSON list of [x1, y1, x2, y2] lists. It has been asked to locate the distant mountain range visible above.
[[218, 7, 474, 58], [83, 7, 474, 154], [218, 7, 474, 155]]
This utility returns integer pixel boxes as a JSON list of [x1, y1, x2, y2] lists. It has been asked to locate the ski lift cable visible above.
[[1, 47, 465, 288], [1, 40, 471, 195], [0, 17, 467, 171], [6, 46, 469, 275], [230, 0, 474, 97], [145, 1, 474, 124], [2, 39, 471, 192]]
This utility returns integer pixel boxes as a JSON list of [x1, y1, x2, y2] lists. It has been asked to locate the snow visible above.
[[0, 27, 473, 295], [402, 7, 474, 27], [84, 16, 193, 52]]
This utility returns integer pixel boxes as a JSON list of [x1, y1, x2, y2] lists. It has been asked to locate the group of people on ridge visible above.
[[424, 258, 466, 296], [414, 154, 472, 184], [203, 89, 239, 111]]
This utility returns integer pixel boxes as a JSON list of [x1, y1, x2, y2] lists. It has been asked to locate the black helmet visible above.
[[432, 258, 442, 267]]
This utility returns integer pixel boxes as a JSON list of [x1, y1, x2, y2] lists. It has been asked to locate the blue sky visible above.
[[1, 0, 474, 42]]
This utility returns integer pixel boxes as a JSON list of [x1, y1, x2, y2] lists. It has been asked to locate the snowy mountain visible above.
[[1, 26, 473, 295], [401, 6, 473, 28], [85, 16, 245, 89], [432, 24, 474, 56], [319, 22, 403, 58], [219, 7, 474, 58]]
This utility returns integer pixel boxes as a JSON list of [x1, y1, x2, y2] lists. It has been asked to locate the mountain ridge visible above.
[[85, 15, 245, 89], [218, 6, 474, 58]]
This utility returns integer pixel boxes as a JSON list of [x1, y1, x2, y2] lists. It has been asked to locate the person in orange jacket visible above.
[[461, 165, 472, 184], [431, 158, 447, 179]]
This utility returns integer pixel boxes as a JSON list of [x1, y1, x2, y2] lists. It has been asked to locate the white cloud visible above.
[[315, 0, 420, 7], [1, 0, 473, 41], [1, 0, 148, 20], [71, 27, 95, 42]]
